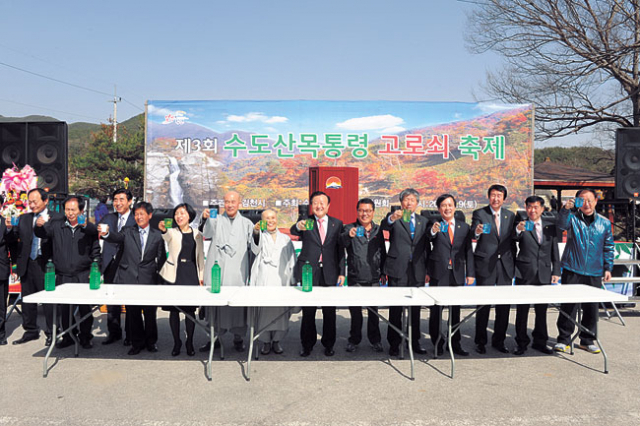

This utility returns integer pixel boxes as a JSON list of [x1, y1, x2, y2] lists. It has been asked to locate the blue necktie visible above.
[[409, 215, 415, 240]]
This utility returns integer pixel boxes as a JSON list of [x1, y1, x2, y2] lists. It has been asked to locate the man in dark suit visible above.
[[35, 195, 101, 349], [290, 191, 345, 357], [99, 188, 135, 346], [99, 201, 166, 355], [6, 188, 61, 347], [513, 196, 560, 355], [381, 188, 429, 357], [0, 216, 10, 345], [427, 194, 474, 357], [471, 184, 517, 354]]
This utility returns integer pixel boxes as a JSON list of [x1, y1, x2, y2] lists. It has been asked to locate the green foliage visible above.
[[69, 115, 144, 198], [534, 147, 614, 174]]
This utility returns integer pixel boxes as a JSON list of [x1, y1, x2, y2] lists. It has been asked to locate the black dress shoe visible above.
[[531, 344, 554, 355], [13, 334, 39, 345], [492, 344, 510, 354], [199, 340, 221, 353], [233, 339, 245, 352], [128, 347, 142, 355], [186, 342, 195, 356], [147, 344, 158, 353], [80, 340, 93, 349], [299, 348, 312, 357], [324, 347, 335, 357], [0, 338, 7, 345], [172, 340, 182, 357], [514, 347, 527, 356], [451, 346, 470, 356], [434, 344, 444, 357], [475, 344, 486, 354], [44, 337, 52, 347], [389, 346, 400, 357], [102, 335, 121, 345], [412, 345, 427, 355], [123, 338, 131, 347]]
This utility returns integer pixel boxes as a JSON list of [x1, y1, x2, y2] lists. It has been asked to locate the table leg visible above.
[[447, 307, 455, 379], [247, 307, 255, 381], [407, 307, 414, 380], [43, 305, 57, 378], [207, 306, 215, 381]]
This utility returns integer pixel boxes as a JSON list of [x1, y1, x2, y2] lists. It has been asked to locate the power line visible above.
[[0, 98, 105, 121], [0, 60, 113, 97]]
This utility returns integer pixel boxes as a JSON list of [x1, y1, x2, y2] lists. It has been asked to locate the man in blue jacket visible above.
[[554, 188, 614, 354]]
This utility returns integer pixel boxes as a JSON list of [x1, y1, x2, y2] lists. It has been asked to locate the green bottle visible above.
[[302, 261, 312, 292], [44, 259, 56, 291], [89, 258, 101, 290], [211, 260, 221, 293]]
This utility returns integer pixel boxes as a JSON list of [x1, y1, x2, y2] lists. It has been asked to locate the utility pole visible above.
[[110, 85, 122, 143]]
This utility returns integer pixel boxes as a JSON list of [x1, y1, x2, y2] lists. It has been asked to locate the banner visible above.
[[145, 100, 533, 227]]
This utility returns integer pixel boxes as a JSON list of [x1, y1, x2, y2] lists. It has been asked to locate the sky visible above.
[[0, 0, 578, 147]]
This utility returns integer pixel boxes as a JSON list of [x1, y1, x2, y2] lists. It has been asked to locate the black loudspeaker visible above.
[[616, 128, 640, 199], [0, 122, 68, 194], [0, 123, 27, 171], [27, 122, 68, 193]]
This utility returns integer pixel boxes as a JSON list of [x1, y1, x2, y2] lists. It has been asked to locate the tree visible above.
[[69, 115, 144, 198], [466, 0, 640, 139]]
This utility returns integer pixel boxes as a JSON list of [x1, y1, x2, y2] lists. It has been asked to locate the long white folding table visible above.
[[421, 284, 629, 378], [227, 286, 436, 380], [23, 283, 239, 379]]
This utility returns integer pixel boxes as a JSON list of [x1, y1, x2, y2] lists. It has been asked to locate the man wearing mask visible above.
[[100, 188, 135, 346], [554, 189, 614, 354]]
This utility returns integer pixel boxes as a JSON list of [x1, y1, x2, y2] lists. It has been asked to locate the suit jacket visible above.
[[471, 206, 517, 284], [290, 215, 345, 286], [159, 227, 205, 284], [7, 210, 62, 277], [104, 226, 166, 285], [514, 219, 560, 284], [380, 212, 429, 284], [99, 212, 136, 274], [427, 219, 474, 286], [0, 221, 10, 279]]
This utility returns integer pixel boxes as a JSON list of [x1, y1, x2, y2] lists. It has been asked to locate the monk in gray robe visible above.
[[250, 209, 296, 355], [201, 191, 254, 352]]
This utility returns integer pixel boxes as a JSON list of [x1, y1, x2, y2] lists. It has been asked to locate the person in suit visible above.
[[427, 194, 474, 357], [35, 195, 101, 349], [99, 188, 136, 346], [381, 188, 430, 357], [6, 188, 61, 347], [340, 198, 386, 353], [290, 191, 345, 357], [471, 184, 517, 355], [158, 203, 205, 357], [0, 216, 10, 345], [99, 201, 166, 355], [513, 195, 560, 355]]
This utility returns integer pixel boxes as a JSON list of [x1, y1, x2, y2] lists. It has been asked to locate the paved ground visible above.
[[1, 303, 639, 425]]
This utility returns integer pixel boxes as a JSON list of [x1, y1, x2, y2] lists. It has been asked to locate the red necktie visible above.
[[494, 213, 500, 237], [318, 218, 326, 262]]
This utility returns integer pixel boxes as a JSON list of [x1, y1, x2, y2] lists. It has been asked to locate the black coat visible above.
[[99, 212, 136, 274], [34, 218, 101, 275], [381, 212, 429, 283], [6, 210, 62, 277], [427, 219, 474, 286], [514, 219, 560, 284], [471, 206, 517, 285], [290, 215, 345, 286], [0, 221, 10, 279], [340, 221, 386, 283], [104, 226, 166, 285]]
